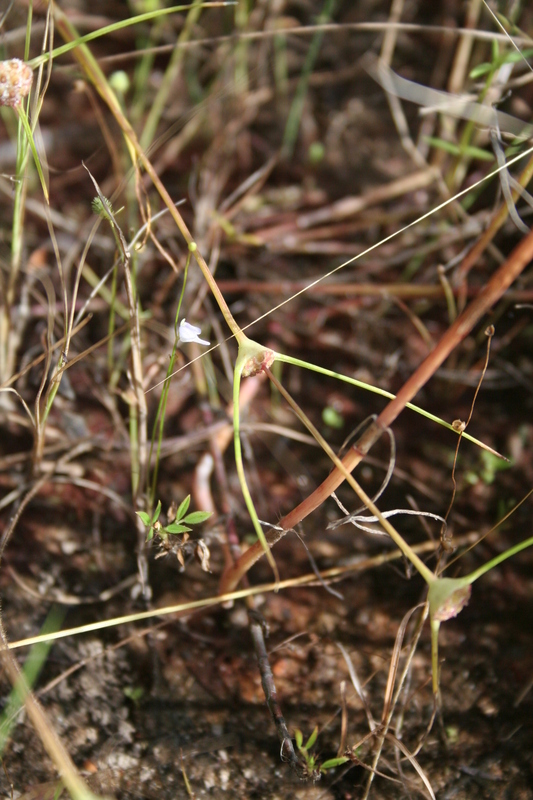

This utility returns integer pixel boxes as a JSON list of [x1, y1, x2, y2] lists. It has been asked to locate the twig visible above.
[[248, 611, 308, 779]]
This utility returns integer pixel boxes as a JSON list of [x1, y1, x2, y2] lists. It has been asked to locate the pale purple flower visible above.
[[178, 319, 210, 346]]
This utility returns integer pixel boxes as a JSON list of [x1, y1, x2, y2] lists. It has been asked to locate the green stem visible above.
[[281, 0, 337, 159], [464, 535, 533, 584], [276, 353, 500, 455], [148, 252, 192, 507], [16, 106, 48, 202], [140, 0, 205, 150], [430, 617, 441, 697], [232, 352, 279, 582], [28, 4, 227, 69]]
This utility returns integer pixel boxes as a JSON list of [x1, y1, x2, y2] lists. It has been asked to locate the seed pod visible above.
[[0, 59, 33, 108]]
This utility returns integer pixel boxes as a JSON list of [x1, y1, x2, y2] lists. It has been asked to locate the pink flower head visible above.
[[0, 59, 33, 108]]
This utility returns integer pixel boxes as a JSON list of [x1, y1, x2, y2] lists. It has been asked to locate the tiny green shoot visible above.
[[136, 496, 212, 543], [293, 727, 349, 775]]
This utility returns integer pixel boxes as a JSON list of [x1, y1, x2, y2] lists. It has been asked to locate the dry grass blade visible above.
[[384, 732, 435, 800], [336, 642, 376, 732], [370, 58, 533, 138], [381, 604, 425, 725]]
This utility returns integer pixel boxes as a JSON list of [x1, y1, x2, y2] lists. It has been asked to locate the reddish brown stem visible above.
[[457, 152, 533, 287], [220, 226, 533, 595]]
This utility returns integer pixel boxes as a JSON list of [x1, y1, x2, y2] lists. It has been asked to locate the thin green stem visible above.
[[27, 3, 230, 70], [464, 535, 533, 584], [281, 0, 337, 159], [140, 0, 205, 150], [276, 353, 500, 456], [107, 263, 118, 379], [7, 116, 30, 306], [16, 106, 48, 202], [430, 617, 441, 697], [233, 352, 279, 581], [148, 250, 192, 508]]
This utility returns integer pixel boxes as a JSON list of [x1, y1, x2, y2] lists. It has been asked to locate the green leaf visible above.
[[480, 449, 513, 484], [424, 137, 493, 162], [136, 511, 152, 526], [305, 726, 318, 750], [469, 62, 493, 79], [145, 529, 154, 542], [123, 685, 144, 703], [294, 729, 303, 749], [423, 136, 461, 156], [503, 47, 533, 64], [164, 522, 192, 535], [151, 500, 162, 525], [182, 510, 213, 525], [176, 495, 191, 521], [461, 145, 494, 162], [320, 756, 349, 771], [470, 48, 533, 80]]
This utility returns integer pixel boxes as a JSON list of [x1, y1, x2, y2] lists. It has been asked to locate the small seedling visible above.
[[137, 496, 212, 542], [123, 686, 144, 706], [137, 497, 213, 568], [294, 727, 349, 778]]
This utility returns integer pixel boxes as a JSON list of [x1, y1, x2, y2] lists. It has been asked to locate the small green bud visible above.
[[308, 141, 325, 165], [109, 70, 130, 95]]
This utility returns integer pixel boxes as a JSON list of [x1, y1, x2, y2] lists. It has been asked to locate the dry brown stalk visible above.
[[215, 279, 533, 302]]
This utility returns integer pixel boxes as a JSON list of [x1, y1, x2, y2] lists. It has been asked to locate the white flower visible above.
[[178, 319, 210, 346]]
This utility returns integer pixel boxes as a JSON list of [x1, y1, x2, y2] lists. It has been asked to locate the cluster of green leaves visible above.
[[136, 495, 212, 543], [294, 727, 349, 776]]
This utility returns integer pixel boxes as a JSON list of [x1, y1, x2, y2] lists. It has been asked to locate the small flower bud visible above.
[[0, 59, 33, 108]]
